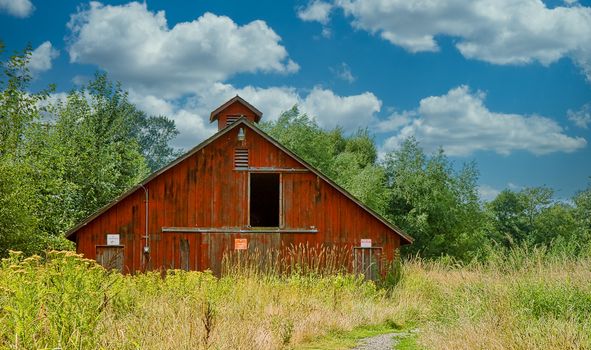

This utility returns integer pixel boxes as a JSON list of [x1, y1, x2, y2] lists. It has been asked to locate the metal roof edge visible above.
[[209, 95, 263, 122], [65, 117, 413, 245], [239, 120, 414, 245], [64, 119, 247, 240]]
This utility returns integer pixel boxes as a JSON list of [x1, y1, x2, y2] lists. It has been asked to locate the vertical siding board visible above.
[[71, 102, 406, 274]]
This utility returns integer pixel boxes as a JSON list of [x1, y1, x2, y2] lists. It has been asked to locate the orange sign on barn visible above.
[[234, 238, 248, 250], [65, 96, 413, 275]]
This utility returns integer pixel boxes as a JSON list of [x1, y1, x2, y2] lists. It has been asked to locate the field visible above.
[[1, 248, 590, 349]]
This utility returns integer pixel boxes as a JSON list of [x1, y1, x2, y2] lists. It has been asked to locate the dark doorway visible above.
[[180, 238, 190, 271], [353, 247, 382, 281], [96, 246, 124, 272], [250, 173, 280, 227]]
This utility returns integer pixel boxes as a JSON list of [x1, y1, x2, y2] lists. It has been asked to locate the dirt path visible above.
[[352, 330, 414, 350]]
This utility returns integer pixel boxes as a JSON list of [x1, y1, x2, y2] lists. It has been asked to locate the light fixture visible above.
[[237, 127, 245, 141]]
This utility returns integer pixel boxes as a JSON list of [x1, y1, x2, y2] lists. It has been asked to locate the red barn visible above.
[[66, 96, 412, 275]]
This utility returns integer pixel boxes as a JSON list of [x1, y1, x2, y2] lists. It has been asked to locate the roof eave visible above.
[[209, 96, 263, 122], [65, 117, 414, 245]]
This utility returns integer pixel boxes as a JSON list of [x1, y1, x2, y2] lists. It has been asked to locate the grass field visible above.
[[1, 247, 590, 349]]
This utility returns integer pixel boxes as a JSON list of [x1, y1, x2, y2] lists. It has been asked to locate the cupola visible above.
[[209, 95, 263, 130]]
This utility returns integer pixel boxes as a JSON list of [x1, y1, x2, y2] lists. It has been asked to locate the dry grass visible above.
[[1, 246, 590, 349], [0, 249, 399, 350], [389, 250, 591, 350]]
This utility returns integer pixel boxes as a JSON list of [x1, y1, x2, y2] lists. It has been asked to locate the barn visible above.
[[65, 96, 412, 276]]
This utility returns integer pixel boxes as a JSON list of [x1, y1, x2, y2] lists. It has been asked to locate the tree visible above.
[[383, 138, 487, 260], [260, 106, 340, 176], [0, 43, 52, 159], [486, 186, 559, 247], [261, 107, 388, 213], [486, 189, 529, 245], [27, 74, 164, 237], [0, 42, 181, 255], [0, 43, 53, 256]]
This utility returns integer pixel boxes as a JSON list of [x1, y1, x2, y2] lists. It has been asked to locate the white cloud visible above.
[[335, 0, 591, 80], [60, 1, 380, 150], [380, 85, 587, 156], [128, 84, 381, 149], [568, 103, 591, 129], [478, 185, 501, 202], [375, 111, 412, 132], [0, 0, 34, 18], [331, 62, 356, 83], [297, 0, 333, 25], [508, 182, 523, 191], [29, 41, 59, 74], [302, 87, 381, 130], [71, 75, 90, 86], [67, 2, 299, 98]]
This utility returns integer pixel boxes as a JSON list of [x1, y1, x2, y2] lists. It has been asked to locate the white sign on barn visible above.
[[360, 239, 372, 248], [106, 234, 120, 246]]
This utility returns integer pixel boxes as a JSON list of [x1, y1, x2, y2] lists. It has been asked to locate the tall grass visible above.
[[221, 243, 354, 277], [0, 249, 397, 349], [390, 246, 591, 349], [1, 246, 589, 349]]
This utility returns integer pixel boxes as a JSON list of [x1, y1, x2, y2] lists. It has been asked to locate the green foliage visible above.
[[261, 107, 388, 214], [0, 43, 57, 256], [0, 251, 114, 349], [486, 185, 591, 255], [28, 74, 153, 236], [0, 252, 396, 349], [0, 44, 53, 159], [0, 161, 38, 256], [260, 106, 341, 175], [0, 42, 179, 256], [384, 138, 487, 261]]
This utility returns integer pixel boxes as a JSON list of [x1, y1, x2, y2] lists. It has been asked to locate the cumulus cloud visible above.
[[302, 87, 380, 130], [128, 84, 381, 149], [478, 185, 501, 202], [568, 103, 591, 129], [333, 0, 591, 80], [297, 0, 333, 25], [67, 2, 299, 98], [0, 0, 34, 18], [29, 41, 59, 74], [380, 85, 586, 156]]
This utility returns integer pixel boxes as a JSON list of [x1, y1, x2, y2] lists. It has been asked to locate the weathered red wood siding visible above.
[[73, 103, 403, 274]]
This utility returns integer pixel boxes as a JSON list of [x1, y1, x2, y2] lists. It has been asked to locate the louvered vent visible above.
[[226, 115, 241, 126], [234, 148, 249, 169]]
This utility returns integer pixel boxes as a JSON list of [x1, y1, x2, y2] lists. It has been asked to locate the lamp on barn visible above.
[[237, 127, 245, 141]]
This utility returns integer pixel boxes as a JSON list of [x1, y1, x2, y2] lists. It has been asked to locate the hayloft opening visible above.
[[249, 173, 280, 227]]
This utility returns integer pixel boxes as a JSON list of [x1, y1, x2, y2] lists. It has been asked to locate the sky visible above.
[[1, 0, 590, 201]]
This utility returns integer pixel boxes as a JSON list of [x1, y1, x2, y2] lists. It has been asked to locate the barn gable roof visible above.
[[65, 118, 413, 244], [209, 95, 263, 123]]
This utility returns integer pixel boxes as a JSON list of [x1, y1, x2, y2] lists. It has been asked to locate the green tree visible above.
[[260, 106, 340, 175], [0, 43, 55, 256], [0, 43, 52, 158], [486, 186, 557, 247], [383, 138, 486, 260], [27, 75, 157, 237], [573, 182, 591, 236], [261, 107, 388, 213], [486, 189, 529, 245]]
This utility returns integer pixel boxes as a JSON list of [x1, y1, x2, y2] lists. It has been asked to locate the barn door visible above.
[[353, 247, 382, 281], [207, 233, 281, 276], [96, 246, 124, 272], [180, 238, 190, 271]]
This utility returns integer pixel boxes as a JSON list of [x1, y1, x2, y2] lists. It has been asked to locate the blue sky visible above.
[[1, 0, 590, 200]]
